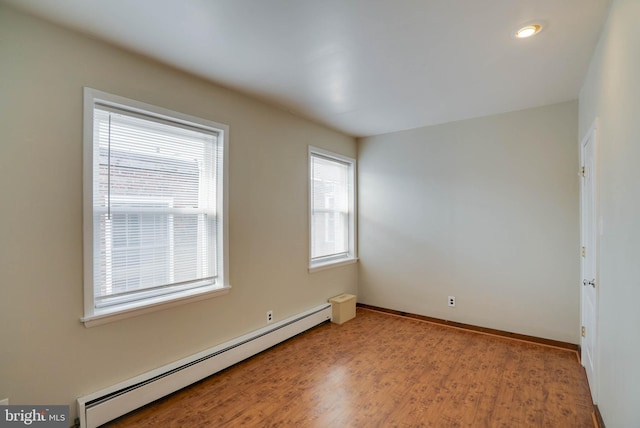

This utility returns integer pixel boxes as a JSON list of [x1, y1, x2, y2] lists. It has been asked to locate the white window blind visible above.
[[83, 88, 229, 325], [309, 147, 356, 269], [93, 106, 219, 307]]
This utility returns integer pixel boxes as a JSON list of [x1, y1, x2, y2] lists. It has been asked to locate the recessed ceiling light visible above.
[[515, 24, 542, 39]]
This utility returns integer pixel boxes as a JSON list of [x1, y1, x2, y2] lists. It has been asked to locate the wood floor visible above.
[[107, 308, 595, 427]]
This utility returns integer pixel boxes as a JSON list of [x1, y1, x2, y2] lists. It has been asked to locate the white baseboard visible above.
[[77, 303, 331, 428]]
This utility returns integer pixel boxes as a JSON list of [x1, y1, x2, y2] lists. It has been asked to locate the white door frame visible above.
[[580, 118, 599, 404]]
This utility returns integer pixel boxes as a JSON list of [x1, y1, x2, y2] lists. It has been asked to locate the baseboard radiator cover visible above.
[[77, 304, 332, 428]]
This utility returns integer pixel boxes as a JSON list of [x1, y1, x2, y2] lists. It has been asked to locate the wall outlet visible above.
[[266, 310, 273, 323], [0, 398, 8, 405], [448, 296, 456, 307]]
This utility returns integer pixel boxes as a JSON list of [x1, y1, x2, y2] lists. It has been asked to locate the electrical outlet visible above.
[[267, 310, 273, 323], [448, 296, 456, 307], [0, 398, 8, 405]]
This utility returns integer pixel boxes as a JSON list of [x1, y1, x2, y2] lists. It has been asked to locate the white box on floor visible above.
[[329, 293, 356, 324]]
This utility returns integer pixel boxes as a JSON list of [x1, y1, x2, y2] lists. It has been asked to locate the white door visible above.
[[580, 122, 598, 403]]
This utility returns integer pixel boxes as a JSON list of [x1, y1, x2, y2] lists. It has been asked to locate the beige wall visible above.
[[579, 0, 640, 425], [358, 101, 579, 343], [0, 4, 356, 415]]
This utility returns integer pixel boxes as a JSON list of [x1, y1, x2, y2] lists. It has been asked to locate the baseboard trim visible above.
[[357, 303, 579, 352], [593, 405, 606, 428]]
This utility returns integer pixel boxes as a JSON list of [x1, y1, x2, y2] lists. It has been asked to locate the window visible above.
[[82, 88, 229, 326], [309, 146, 356, 270]]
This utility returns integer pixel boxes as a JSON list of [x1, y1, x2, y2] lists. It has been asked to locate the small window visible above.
[[82, 88, 229, 326], [309, 146, 357, 270]]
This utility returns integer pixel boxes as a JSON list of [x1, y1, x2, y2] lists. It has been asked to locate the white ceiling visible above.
[[3, 0, 611, 137]]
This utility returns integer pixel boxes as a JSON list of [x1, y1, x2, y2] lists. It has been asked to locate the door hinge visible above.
[[581, 166, 585, 177], [581, 326, 586, 337], [581, 246, 586, 257]]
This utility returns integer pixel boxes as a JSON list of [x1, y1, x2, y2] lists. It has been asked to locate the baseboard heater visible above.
[[77, 304, 332, 428]]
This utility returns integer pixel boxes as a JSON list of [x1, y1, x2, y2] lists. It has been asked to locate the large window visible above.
[[309, 146, 356, 270], [82, 88, 229, 326]]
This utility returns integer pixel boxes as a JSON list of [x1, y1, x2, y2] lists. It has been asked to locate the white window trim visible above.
[[82, 87, 230, 327], [308, 146, 357, 272]]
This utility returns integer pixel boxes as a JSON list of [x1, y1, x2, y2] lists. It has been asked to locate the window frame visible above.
[[308, 146, 357, 271], [82, 87, 230, 327]]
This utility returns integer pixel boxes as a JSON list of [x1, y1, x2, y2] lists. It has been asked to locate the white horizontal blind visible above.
[[93, 106, 219, 308], [310, 153, 350, 262]]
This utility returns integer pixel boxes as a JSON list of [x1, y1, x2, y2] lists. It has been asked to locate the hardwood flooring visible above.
[[107, 308, 594, 427]]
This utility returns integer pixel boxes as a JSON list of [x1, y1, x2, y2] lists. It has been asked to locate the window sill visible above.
[[309, 257, 358, 273], [81, 285, 231, 328]]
